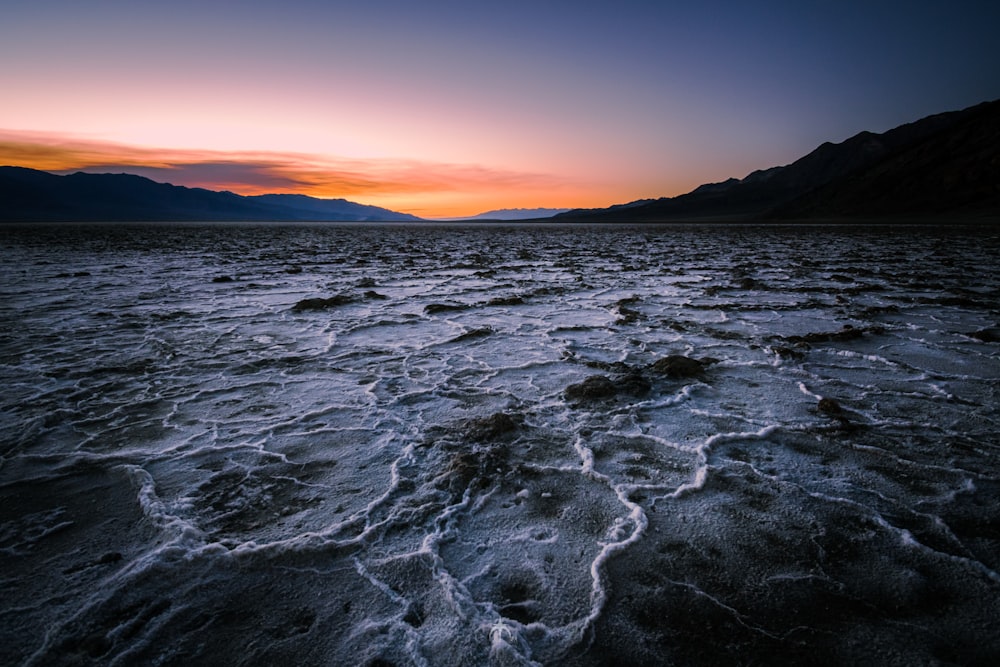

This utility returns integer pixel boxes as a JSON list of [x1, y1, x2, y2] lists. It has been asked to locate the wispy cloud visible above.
[[0, 130, 570, 212]]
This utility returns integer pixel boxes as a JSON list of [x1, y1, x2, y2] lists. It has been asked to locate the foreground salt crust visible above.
[[1, 222, 998, 666]]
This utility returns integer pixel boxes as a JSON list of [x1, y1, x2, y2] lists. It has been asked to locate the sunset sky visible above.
[[2, 1, 998, 218]]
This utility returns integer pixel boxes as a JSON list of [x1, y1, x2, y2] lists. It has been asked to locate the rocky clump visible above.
[[817, 397, 843, 414], [771, 345, 806, 361], [291, 294, 355, 311], [781, 324, 884, 345], [613, 296, 642, 324], [565, 375, 617, 400], [425, 302, 469, 315], [648, 355, 716, 378], [291, 291, 388, 311], [565, 372, 651, 401], [487, 295, 526, 307], [969, 327, 1000, 343], [615, 371, 653, 395], [435, 443, 511, 495], [449, 327, 495, 344], [460, 412, 522, 441], [565, 355, 713, 401], [736, 276, 764, 290], [817, 396, 860, 431]]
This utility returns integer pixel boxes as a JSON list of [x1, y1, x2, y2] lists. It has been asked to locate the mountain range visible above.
[[0, 168, 421, 222], [460, 208, 571, 221], [554, 99, 1000, 222], [2, 99, 998, 223]]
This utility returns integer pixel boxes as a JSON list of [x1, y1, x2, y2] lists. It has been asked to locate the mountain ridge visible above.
[[459, 207, 571, 220], [0, 168, 422, 222], [554, 99, 1000, 222]]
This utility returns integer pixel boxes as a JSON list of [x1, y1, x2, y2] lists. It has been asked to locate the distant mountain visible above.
[[246, 193, 421, 222], [555, 99, 1000, 222], [462, 207, 571, 220], [0, 168, 422, 222]]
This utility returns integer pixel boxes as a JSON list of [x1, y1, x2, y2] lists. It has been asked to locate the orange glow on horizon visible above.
[[0, 130, 650, 218]]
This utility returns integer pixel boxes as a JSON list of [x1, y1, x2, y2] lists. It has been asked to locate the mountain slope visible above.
[[773, 101, 1000, 218], [555, 99, 1000, 222], [0, 168, 421, 222], [462, 207, 571, 220], [246, 194, 421, 222]]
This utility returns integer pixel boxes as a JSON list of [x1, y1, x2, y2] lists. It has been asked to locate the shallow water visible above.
[[1, 222, 999, 665]]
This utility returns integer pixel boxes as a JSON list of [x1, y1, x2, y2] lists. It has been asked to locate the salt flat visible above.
[[2, 222, 998, 665]]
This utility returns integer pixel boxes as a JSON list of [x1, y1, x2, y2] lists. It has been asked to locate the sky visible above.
[[1, 1, 998, 218]]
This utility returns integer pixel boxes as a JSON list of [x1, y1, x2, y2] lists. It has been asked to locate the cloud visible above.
[[0, 130, 568, 201]]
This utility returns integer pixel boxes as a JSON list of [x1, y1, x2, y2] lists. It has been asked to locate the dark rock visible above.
[[615, 305, 641, 324], [436, 442, 510, 494], [970, 327, 1000, 342], [212, 275, 234, 283], [616, 371, 652, 395], [784, 324, 866, 344], [487, 295, 526, 306], [437, 451, 480, 491], [363, 290, 388, 300], [291, 294, 355, 311], [818, 397, 842, 414], [649, 355, 706, 378], [583, 360, 633, 373], [565, 375, 618, 400], [462, 412, 521, 441], [614, 296, 642, 322], [565, 370, 651, 400], [772, 346, 806, 360], [816, 396, 862, 431], [425, 302, 467, 314]]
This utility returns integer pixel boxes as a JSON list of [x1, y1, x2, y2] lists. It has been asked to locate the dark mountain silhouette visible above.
[[0, 168, 422, 222], [555, 99, 1000, 222], [246, 193, 421, 222], [773, 102, 1000, 219]]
